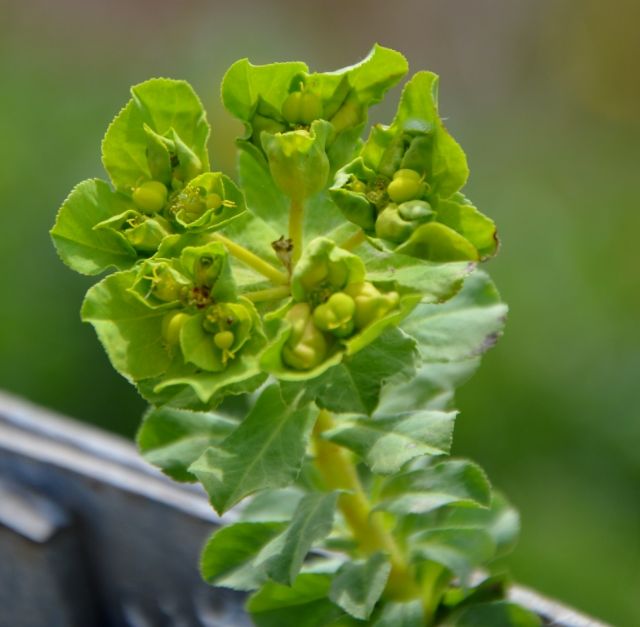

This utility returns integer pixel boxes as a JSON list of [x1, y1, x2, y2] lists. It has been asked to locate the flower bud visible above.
[[132, 181, 168, 214], [282, 303, 328, 370], [162, 311, 189, 346], [387, 168, 424, 203]]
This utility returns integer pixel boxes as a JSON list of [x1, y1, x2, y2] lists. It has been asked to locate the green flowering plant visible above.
[[52, 46, 541, 626]]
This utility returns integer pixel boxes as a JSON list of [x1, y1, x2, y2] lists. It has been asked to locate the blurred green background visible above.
[[1, 0, 638, 624]]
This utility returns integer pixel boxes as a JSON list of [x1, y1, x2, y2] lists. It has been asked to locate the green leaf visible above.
[[257, 491, 338, 585], [393, 71, 468, 198], [51, 179, 138, 275], [140, 361, 267, 410], [372, 600, 424, 627], [436, 196, 498, 260], [81, 269, 172, 380], [323, 410, 456, 475], [362, 249, 473, 301], [442, 601, 542, 627], [412, 528, 496, 581], [340, 44, 408, 105], [410, 491, 520, 559], [237, 145, 289, 236], [395, 222, 479, 262], [102, 78, 210, 191], [200, 521, 286, 591], [202, 491, 336, 592], [222, 59, 308, 123], [401, 271, 507, 362], [378, 360, 481, 413], [136, 406, 237, 482], [240, 487, 305, 523], [189, 385, 316, 513], [378, 460, 492, 517], [281, 328, 417, 415], [329, 552, 391, 619], [247, 574, 344, 627], [304, 191, 353, 250]]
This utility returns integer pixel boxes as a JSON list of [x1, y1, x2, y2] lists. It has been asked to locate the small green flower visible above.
[[168, 172, 246, 232], [94, 209, 172, 254], [261, 121, 331, 202]]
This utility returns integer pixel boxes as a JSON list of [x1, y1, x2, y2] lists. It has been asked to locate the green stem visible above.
[[339, 229, 366, 251], [212, 233, 288, 285], [312, 410, 421, 602], [243, 285, 290, 303], [289, 198, 304, 266], [420, 562, 450, 623]]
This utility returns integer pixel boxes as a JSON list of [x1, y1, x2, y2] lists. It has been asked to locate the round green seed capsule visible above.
[[162, 311, 189, 345], [133, 181, 168, 213], [214, 330, 235, 351], [394, 169, 421, 182], [327, 292, 356, 320], [312, 303, 337, 332], [387, 170, 424, 204], [299, 92, 323, 124]]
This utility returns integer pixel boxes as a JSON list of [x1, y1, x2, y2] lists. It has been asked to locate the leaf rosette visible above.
[[331, 72, 498, 263]]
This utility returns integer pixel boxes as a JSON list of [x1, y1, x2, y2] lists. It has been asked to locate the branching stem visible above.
[[243, 285, 290, 303], [339, 229, 366, 251], [312, 410, 421, 602], [212, 233, 288, 285]]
